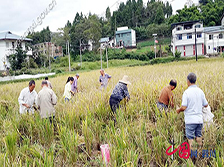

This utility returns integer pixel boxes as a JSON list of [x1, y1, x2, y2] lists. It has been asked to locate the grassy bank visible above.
[[137, 37, 171, 48]]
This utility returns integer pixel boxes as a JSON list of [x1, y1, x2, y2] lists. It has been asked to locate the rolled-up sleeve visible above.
[[181, 91, 188, 107]]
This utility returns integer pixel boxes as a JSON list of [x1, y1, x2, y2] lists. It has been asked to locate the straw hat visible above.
[[119, 75, 131, 85]]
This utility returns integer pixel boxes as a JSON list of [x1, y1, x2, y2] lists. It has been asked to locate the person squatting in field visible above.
[[99, 69, 111, 89], [176, 73, 209, 153], [109, 75, 131, 125], [63, 77, 75, 102], [36, 81, 57, 124], [157, 79, 177, 113], [18, 80, 37, 114]]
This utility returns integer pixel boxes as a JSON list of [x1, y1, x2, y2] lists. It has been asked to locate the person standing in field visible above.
[[36, 81, 57, 123], [18, 80, 37, 114], [176, 73, 208, 152], [109, 75, 131, 124], [157, 79, 177, 112], [45, 77, 52, 89], [99, 69, 111, 89], [63, 77, 75, 102], [71, 74, 80, 93]]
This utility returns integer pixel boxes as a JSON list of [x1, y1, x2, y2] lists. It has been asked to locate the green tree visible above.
[[154, 6, 165, 24], [106, 7, 111, 20], [83, 15, 102, 49], [8, 45, 27, 70]]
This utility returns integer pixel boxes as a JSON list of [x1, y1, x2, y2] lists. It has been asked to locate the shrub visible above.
[[175, 50, 181, 59], [221, 52, 224, 58], [137, 44, 142, 50]]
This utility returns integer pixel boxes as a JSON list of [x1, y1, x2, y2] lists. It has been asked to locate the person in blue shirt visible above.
[[176, 73, 208, 152], [99, 69, 111, 89], [109, 75, 131, 125]]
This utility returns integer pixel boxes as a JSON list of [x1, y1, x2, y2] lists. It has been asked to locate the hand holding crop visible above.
[[23, 104, 30, 108]]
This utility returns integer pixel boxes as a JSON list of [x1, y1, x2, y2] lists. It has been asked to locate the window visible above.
[[187, 33, 192, 39], [177, 27, 182, 31], [209, 35, 213, 40], [121, 34, 123, 37], [177, 34, 182, 40], [197, 33, 202, 38], [219, 34, 223, 39], [208, 46, 210, 49], [195, 24, 201, 29], [12, 42, 15, 48]]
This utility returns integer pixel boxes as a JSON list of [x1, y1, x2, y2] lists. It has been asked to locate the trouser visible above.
[[65, 98, 70, 102], [156, 102, 168, 113], [109, 96, 120, 125], [49, 116, 55, 124]]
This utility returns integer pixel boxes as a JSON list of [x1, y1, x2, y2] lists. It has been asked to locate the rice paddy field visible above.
[[0, 58, 224, 166]]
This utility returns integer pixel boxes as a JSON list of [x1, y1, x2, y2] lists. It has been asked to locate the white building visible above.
[[171, 21, 204, 57], [0, 31, 32, 71], [171, 14, 224, 56], [204, 26, 224, 55], [99, 37, 115, 49]]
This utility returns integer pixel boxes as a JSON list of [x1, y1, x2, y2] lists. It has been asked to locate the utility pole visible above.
[[48, 42, 51, 71], [68, 40, 71, 72], [153, 34, 157, 59], [195, 28, 198, 61], [106, 42, 108, 68], [114, 16, 116, 53], [100, 46, 102, 69], [80, 39, 82, 67]]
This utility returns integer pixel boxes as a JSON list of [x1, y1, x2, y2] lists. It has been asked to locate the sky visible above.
[[0, 0, 199, 36]]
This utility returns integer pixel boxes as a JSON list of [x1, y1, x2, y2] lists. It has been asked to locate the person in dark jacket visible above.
[[109, 75, 131, 124]]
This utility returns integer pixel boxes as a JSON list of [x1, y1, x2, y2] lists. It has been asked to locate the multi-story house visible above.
[[171, 14, 224, 57], [116, 27, 136, 48], [171, 20, 204, 57], [0, 31, 32, 71], [33, 42, 63, 58]]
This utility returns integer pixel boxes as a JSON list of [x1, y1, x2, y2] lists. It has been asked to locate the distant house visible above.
[[171, 21, 204, 57], [33, 42, 63, 59], [79, 40, 93, 52], [115, 27, 136, 48], [204, 26, 224, 54], [99, 37, 115, 49], [0, 31, 32, 71], [171, 15, 224, 56]]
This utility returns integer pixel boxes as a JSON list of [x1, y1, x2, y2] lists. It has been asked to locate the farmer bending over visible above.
[[109, 75, 131, 125], [157, 79, 177, 112]]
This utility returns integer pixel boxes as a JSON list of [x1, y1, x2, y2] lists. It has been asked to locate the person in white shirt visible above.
[[176, 73, 208, 152], [63, 77, 75, 102], [18, 80, 38, 114]]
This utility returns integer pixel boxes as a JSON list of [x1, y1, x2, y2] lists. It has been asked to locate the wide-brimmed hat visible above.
[[119, 75, 131, 85]]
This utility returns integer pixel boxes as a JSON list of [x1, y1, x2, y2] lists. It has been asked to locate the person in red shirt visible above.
[[157, 79, 177, 112]]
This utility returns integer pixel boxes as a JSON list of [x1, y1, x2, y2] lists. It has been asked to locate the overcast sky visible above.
[[0, 0, 199, 36]]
